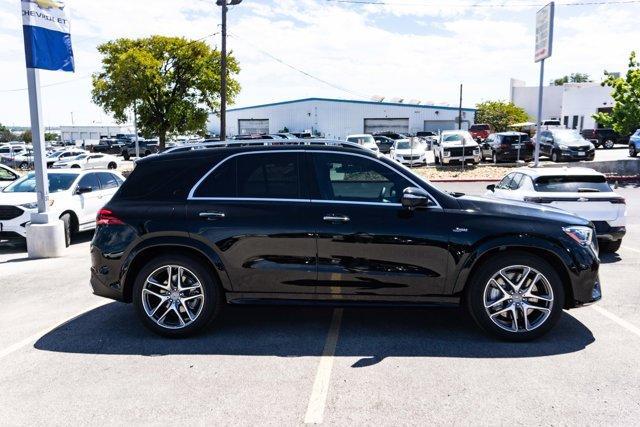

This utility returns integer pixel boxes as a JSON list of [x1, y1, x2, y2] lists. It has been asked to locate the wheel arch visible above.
[[58, 209, 79, 233], [453, 244, 575, 309], [120, 240, 231, 303]]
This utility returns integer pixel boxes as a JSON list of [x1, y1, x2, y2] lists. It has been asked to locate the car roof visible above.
[[514, 167, 603, 178], [346, 134, 372, 138], [494, 131, 528, 136]]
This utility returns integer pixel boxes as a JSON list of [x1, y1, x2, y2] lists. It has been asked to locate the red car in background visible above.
[[469, 124, 492, 142]]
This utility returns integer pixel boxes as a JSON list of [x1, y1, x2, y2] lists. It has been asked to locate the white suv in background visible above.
[[390, 139, 428, 165], [433, 130, 481, 165], [485, 167, 626, 252], [52, 153, 119, 170], [346, 134, 380, 153], [0, 170, 125, 246]]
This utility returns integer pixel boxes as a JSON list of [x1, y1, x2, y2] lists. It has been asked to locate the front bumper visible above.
[[442, 154, 481, 164], [0, 206, 31, 239], [395, 155, 427, 165], [558, 149, 595, 161]]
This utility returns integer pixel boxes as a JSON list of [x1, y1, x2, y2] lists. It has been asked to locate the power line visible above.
[[228, 33, 370, 99], [325, 0, 640, 7]]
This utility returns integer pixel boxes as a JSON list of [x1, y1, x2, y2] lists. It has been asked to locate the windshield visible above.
[[553, 130, 585, 144], [396, 140, 421, 149], [534, 175, 612, 193], [348, 136, 375, 144], [442, 133, 473, 144], [3, 173, 79, 193]]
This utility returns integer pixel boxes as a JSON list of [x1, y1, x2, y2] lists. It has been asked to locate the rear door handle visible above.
[[199, 211, 226, 220], [323, 214, 350, 223]]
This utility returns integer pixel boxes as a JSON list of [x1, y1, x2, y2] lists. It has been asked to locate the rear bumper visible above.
[[596, 226, 626, 242]]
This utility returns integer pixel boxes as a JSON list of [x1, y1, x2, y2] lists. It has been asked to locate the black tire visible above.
[[59, 213, 72, 247], [133, 254, 221, 337], [492, 151, 498, 164], [144, 150, 151, 156], [19, 162, 29, 171], [630, 145, 638, 157], [466, 252, 565, 342], [107, 162, 117, 170], [603, 139, 615, 149], [599, 240, 622, 253], [71, 164, 81, 169], [123, 151, 130, 161], [434, 153, 440, 165], [551, 150, 560, 162]]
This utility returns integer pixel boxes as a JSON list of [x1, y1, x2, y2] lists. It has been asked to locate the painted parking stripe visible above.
[[622, 245, 640, 254], [0, 301, 108, 360], [304, 308, 343, 425], [592, 305, 640, 338]]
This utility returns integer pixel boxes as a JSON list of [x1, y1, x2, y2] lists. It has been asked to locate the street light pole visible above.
[[216, 0, 242, 141]]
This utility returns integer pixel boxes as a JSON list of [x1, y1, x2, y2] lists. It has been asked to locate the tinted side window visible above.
[[237, 153, 299, 199], [0, 167, 16, 180], [312, 153, 411, 204], [194, 158, 237, 198], [96, 172, 119, 190], [77, 173, 101, 191]]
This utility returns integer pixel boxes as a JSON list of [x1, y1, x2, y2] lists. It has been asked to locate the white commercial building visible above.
[[510, 79, 614, 130], [208, 97, 476, 140], [60, 125, 134, 144]]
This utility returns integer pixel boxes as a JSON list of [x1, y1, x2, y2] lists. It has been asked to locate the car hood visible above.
[[559, 139, 591, 147], [395, 148, 426, 155], [457, 195, 590, 226], [0, 192, 38, 206]]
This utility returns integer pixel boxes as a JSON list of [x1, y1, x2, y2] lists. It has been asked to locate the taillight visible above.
[[96, 208, 124, 226]]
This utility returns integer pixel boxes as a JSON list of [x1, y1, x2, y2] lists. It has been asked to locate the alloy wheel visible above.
[[483, 265, 554, 333], [604, 139, 614, 149], [141, 265, 205, 330]]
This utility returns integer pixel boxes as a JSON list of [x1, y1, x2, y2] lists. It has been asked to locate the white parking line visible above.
[[0, 301, 108, 360], [592, 305, 640, 338], [622, 245, 640, 254], [304, 308, 343, 425]]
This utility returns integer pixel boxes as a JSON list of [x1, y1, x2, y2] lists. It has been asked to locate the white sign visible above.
[[535, 2, 554, 63]]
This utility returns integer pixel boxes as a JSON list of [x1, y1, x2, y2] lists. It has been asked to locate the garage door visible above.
[[364, 118, 409, 135], [423, 120, 457, 133], [238, 119, 269, 135]]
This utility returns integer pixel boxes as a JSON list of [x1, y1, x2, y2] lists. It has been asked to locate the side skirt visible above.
[[225, 292, 460, 308]]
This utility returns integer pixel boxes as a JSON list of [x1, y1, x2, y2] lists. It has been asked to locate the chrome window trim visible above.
[[188, 149, 442, 209]]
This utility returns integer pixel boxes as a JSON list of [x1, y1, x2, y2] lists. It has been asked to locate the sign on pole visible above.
[[533, 2, 554, 167]]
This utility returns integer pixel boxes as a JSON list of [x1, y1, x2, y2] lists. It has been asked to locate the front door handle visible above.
[[323, 214, 350, 223], [199, 211, 226, 220]]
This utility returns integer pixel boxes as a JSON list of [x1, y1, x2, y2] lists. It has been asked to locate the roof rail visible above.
[[161, 138, 369, 154]]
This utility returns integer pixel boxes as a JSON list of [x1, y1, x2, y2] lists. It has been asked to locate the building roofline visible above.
[[227, 97, 476, 113]]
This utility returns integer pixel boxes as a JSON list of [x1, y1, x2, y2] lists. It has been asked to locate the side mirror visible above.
[[76, 186, 93, 194], [486, 184, 496, 192], [401, 187, 431, 210]]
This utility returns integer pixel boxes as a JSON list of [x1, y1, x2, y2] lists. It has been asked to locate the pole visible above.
[[458, 83, 463, 130], [70, 111, 74, 125], [534, 59, 545, 167], [26, 68, 49, 218], [133, 100, 140, 158], [220, 1, 228, 141]]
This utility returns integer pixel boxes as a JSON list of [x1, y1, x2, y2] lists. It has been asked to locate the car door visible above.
[[309, 151, 449, 297], [95, 172, 122, 202], [539, 131, 553, 156], [74, 172, 104, 227], [482, 135, 494, 159], [186, 151, 318, 294]]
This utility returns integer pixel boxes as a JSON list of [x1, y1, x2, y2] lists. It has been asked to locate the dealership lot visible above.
[[0, 182, 639, 425]]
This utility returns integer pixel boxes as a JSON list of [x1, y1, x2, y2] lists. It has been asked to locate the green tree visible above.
[[91, 35, 240, 149], [475, 100, 530, 132], [593, 52, 640, 135], [44, 132, 59, 142], [20, 130, 32, 143], [550, 72, 592, 86], [0, 123, 14, 142]]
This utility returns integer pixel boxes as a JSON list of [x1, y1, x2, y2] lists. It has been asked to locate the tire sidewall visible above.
[[132, 254, 220, 337], [466, 252, 565, 341], [59, 213, 71, 247]]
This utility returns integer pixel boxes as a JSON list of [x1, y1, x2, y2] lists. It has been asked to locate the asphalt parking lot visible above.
[[1, 181, 639, 425]]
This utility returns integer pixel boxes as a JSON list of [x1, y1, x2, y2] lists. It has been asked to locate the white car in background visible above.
[[390, 139, 428, 165], [52, 153, 119, 170], [485, 167, 626, 252], [433, 130, 481, 165], [46, 148, 87, 168], [0, 164, 19, 190], [0, 170, 125, 246], [346, 134, 380, 153]]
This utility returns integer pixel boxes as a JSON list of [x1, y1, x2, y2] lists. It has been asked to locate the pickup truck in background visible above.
[[120, 139, 159, 160], [580, 128, 629, 149], [91, 139, 125, 155]]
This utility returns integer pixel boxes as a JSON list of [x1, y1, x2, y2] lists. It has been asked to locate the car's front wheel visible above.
[[107, 162, 117, 169], [551, 150, 560, 162], [466, 252, 564, 341], [603, 139, 615, 149], [630, 145, 638, 157], [133, 255, 221, 337]]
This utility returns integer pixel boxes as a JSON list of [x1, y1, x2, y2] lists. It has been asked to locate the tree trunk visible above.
[[158, 131, 166, 151]]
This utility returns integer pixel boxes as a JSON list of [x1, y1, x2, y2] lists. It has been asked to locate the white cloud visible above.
[[0, 0, 639, 127]]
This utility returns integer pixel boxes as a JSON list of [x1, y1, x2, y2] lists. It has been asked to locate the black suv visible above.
[[91, 142, 601, 340], [481, 132, 534, 163], [581, 128, 629, 149], [536, 129, 595, 162]]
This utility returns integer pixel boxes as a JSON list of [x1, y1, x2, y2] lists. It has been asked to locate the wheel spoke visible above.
[[515, 267, 531, 292], [490, 304, 513, 319], [182, 294, 203, 303], [180, 300, 195, 321], [157, 305, 173, 325], [489, 278, 510, 297], [510, 305, 519, 332], [499, 270, 518, 292], [147, 276, 169, 290], [143, 288, 165, 300], [485, 294, 510, 309], [173, 305, 186, 326], [149, 297, 169, 316], [523, 302, 550, 314], [521, 305, 531, 331], [166, 266, 174, 289]]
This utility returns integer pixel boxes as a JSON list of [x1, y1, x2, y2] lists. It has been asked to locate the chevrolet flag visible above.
[[21, 0, 74, 72]]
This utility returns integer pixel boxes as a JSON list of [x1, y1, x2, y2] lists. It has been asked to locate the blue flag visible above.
[[21, 0, 74, 72]]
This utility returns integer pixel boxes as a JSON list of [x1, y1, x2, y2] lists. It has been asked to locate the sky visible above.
[[0, 0, 639, 127]]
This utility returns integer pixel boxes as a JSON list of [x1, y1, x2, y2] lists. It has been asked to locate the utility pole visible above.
[[133, 100, 140, 159], [216, 0, 242, 141], [458, 83, 463, 130]]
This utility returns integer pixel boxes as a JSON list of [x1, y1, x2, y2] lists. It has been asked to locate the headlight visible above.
[[563, 226, 595, 250], [19, 202, 38, 209], [559, 144, 569, 150], [443, 150, 451, 157], [589, 143, 595, 150]]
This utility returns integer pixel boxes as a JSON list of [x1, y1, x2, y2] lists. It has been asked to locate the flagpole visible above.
[[26, 67, 49, 218]]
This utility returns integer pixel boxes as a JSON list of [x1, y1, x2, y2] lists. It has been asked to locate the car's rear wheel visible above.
[[19, 162, 29, 171], [599, 240, 622, 253], [107, 162, 117, 169], [551, 150, 560, 162], [630, 145, 638, 157], [122, 151, 130, 161], [492, 151, 498, 163], [603, 139, 615, 149], [133, 255, 221, 337], [466, 252, 564, 341]]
